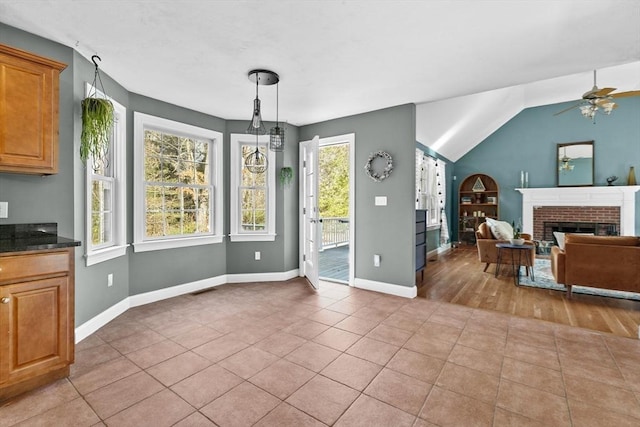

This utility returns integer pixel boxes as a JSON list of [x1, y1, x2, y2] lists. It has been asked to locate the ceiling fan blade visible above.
[[553, 102, 581, 116], [611, 90, 640, 99], [593, 87, 616, 97]]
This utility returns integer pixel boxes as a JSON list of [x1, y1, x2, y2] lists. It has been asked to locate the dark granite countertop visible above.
[[0, 223, 81, 253]]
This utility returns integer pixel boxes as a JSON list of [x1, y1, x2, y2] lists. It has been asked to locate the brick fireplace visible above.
[[517, 186, 640, 239], [533, 206, 620, 241]]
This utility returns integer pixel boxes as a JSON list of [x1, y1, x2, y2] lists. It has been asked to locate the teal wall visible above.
[[300, 105, 417, 288], [453, 98, 640, 237]]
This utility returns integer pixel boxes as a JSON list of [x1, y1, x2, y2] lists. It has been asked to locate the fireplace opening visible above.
[[543, 221, 618, 243]]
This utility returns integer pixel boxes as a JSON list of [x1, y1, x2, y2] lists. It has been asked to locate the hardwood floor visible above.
[[418, 246, 640, 339]]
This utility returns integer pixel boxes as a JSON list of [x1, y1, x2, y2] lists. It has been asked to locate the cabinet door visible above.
[[0, 45, 66, 174], [0, 277, 70, 384]]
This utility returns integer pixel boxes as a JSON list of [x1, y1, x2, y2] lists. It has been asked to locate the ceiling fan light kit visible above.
[[555, 70, 639, 123]]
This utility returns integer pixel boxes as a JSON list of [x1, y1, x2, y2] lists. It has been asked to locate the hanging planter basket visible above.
[[80, 55, 114, 167], [280, 166, 294, 186], [80, 97, 114, 163]]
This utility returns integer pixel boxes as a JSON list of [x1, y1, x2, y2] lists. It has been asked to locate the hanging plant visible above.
[[81, 97, 114, 163], [80, 55, 114, 166], [280, 166, 294, 186]]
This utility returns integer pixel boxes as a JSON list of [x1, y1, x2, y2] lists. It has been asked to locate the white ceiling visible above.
[[1, 0, 639, 131]]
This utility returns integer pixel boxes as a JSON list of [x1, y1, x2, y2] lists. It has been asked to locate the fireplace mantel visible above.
[[517, 186, 640, 236]]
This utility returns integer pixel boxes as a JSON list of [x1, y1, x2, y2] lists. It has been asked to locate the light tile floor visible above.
[[2, 278, 640, 426]]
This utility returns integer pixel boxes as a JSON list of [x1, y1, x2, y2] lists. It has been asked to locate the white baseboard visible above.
[[75, 298, 130, 343], [353, 278, 417, 298], [75, 269, 299, 343], [226, 269, 300, 283], [427, 243, 452, 259]]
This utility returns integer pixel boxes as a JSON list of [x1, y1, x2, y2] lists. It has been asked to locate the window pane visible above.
[[91, 180, 112, 212], [146, 212, 164, 237], [179, 161, 195, 184], [162, 134, 180, 159], [165, 213, 182, 235], [183, 211, 197, 234], [195, 161, 209, 185], [145, 156, 162, 181], [142, 126, 214, 240], [183, 187, 196, 210], [164, 186, 179, 212], [91, 212, 112, 245], [146, 185, 164, 212]]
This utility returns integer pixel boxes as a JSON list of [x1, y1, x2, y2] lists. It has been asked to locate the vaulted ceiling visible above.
[[1, 1, 639, 160]]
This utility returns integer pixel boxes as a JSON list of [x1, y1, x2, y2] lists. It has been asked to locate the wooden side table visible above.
[[495, 243, 535, 286]]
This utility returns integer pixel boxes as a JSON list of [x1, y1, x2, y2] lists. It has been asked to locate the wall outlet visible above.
[[107, 273, 113, 287], [374, 254, 381, 267], [374, 196, 387, 206], [0, 201, 8, 219], [255, 251, 261, 261]]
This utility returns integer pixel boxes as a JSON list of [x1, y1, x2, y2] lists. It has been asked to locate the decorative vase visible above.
[[628, 166, 637, 186], [510, 238, 525, 246]]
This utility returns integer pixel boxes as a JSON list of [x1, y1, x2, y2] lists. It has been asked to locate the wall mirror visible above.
[[557, 141, 594, 187]]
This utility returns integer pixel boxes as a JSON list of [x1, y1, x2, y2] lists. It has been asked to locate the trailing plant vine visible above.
[[80, 55, 114, 168], [81, 97, 114, 163], [280, 166, 294, 186]]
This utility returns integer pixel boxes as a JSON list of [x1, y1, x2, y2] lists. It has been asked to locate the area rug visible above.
[[518, 258, 640, 301]]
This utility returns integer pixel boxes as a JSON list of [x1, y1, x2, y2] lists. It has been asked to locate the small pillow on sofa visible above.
[[485, 218, 514, 240], [553, 232, 565, 250]]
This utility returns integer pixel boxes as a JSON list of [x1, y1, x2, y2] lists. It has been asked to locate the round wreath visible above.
[[365, 151, 393, 182]]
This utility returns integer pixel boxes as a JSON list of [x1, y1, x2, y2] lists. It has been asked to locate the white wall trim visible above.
[[353, 278, 417, 298], [517, 186, 640, 236], [75, 298, 130, 343], [427, 242, 451, 259], [226, 269, 300, 284], [75, 269, 300, 343]]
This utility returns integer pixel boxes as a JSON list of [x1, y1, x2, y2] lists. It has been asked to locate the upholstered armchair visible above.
[[475, 222, 535, 273]]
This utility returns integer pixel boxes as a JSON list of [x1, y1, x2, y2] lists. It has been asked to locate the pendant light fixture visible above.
[[245, 133, 268, 174], [245, 69, 279, 173], [269, 82, 284, 152]]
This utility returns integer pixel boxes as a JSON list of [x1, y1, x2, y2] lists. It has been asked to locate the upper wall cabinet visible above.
[[0, 44, 67, 175]]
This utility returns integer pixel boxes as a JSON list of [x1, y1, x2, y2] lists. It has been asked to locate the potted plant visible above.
[[280, 166, 294, 186], [510, 220, 524, 245], [80, 97, 114, 165]]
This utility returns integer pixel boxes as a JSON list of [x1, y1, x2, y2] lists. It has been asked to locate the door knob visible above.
[[1, 297, 9, 304]]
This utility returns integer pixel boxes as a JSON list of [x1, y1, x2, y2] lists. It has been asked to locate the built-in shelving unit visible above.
[[458, 174, 499, 245]]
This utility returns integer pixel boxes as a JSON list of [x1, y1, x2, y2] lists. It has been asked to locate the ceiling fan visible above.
[[554, 70, 640, 122]]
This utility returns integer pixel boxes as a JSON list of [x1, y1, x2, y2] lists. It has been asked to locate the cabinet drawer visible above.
[[0, 251, 69, 282]]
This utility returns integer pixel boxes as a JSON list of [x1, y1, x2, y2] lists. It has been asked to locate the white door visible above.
[[300, 136, 320, 289]]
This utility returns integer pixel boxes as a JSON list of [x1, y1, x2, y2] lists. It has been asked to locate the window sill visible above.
[[85, 244, 129, 266], [229, 233, 276, 242], [426, 224, 441, 231], [133, 235, 224, 253]]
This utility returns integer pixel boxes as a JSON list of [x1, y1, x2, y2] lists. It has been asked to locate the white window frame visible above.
[[416, 149, 441, 230], [133, 112, 224, 252], [230, 133, 276, 242], [84, 84, 128, 266]]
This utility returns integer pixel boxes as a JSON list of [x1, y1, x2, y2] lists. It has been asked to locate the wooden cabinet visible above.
[[0, 43, 67, 175], [0, 248, 75, 402], [416, 209, 427, 279], [458, 174, 499, 245]]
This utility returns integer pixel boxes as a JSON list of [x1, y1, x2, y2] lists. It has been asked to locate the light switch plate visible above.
[[0, 202, 7, 219], [374, 196, 387, 206]]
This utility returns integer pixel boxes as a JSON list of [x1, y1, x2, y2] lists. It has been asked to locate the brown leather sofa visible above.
[[551, 234, 640, 297], [475, 222, 535, 273]]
